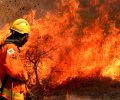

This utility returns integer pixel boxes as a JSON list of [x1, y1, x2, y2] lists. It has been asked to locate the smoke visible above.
[[0, 0, 57, 28]]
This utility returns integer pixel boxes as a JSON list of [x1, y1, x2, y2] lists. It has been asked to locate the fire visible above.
[[102, 58, 120, 80], [0, 24, 11, 44], [0, 0, 120, 87]]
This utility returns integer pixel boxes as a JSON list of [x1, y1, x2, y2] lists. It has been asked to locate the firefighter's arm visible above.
[[3, 44, 28, 82]]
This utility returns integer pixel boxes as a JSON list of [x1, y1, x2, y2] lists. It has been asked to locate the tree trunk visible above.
[[33, 64, 44, 99], [33, 65, 40, 86]]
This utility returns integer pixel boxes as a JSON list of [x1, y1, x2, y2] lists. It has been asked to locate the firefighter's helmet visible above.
[[10, 19, 30, 34]]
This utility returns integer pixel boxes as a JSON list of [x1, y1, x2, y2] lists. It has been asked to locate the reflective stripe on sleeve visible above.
[[0, 79, 24, 100]]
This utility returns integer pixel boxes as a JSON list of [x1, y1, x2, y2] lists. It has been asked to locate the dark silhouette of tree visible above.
[[25, 35, 58, 99]]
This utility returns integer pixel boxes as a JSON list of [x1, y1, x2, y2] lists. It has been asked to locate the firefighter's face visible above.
[[19, 34, 29, 46], [7, 30, 29, 47]]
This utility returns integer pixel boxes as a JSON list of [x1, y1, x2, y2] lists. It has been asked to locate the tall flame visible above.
[[0, 0, 120, 87]]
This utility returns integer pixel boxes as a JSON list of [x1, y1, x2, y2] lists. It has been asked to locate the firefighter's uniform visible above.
[[0, 43, 28, 100], [0, 19, 30, 100]]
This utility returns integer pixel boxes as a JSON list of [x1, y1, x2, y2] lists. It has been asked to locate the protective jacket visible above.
[[0, 43, 28, 100]]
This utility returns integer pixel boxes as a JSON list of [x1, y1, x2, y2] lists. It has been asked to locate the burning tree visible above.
[[1, 0, 120, 99], [24, 35, 57, 99]]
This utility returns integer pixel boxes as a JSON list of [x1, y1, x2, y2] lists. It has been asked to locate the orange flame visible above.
[[0, 0, 120, 87]]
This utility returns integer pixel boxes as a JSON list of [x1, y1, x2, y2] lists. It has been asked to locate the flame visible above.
[[0, 0, 120, 87], [0, 24, 11, 44]]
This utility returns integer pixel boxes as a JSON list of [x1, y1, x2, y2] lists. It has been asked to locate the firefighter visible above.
[[0, 19, 30, 100]]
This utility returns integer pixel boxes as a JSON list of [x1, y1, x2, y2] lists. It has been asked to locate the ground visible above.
[[30, 78, 120, 100]]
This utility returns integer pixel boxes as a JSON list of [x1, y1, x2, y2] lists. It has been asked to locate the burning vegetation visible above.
[[0, 0, 120, 99]]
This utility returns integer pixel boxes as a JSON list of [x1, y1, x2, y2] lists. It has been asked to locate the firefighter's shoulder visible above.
[[3, 43, 19, 55]]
